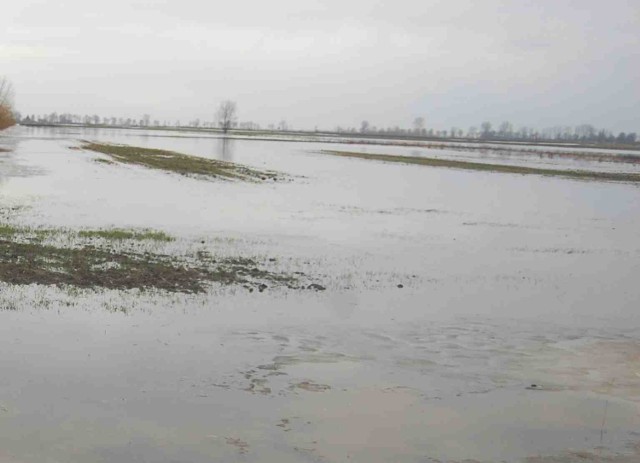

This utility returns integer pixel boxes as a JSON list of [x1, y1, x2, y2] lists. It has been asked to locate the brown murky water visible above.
[[1, 126, 639, 462]]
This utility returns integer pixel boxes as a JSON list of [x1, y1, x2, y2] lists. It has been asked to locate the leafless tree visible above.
[[217, 100, 237, 134], [498, 121, 513, 138], [0, 76, 16, 130], [480, 121, 492, 138], [360, 120, 370, 133], [413, 117, 425, 133], [575, 124, 596, 140]]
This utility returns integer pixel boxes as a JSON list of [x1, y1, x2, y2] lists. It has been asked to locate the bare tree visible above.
[[480, 121, 492, 139], [0, 76, 16, 130], [413, 117, 425, 133], [217, 100, 237, 134], [498, 121, 513, 138], [360, 120, 370, 133]]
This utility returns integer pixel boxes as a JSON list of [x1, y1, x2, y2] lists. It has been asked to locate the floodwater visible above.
[[1, 126, 640, 462]]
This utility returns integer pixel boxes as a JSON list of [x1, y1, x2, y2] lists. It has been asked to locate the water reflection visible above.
[[137, 130, 150, 142], [0, 157, 7, 190], [0, 130, 23, 189], [217, 137, 234, 161]]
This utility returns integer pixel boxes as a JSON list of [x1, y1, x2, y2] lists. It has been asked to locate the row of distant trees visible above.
[[0, 77, 16, 130], [346, 118, 637, 145], [20, 112, 193, 129], [16, 101, 294, 134], [475, 121, 637, 144], [10, 92, 638, 145]]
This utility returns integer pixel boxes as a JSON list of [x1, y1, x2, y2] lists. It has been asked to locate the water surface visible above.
[[1, 126, 639, 462]]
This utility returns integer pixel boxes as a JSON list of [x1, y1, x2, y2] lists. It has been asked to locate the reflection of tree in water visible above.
[[0, 160, 6, 189], [0, 134, 42, 190], [217, 137, 234, 161], [0, 149, 15, 190], [0, 133, 22, 190], [136, 129, 150, 143]]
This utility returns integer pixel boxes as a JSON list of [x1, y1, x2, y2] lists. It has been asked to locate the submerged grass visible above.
[[321, 150, 640, 183], [80, 141, 282, 182], [79, 228, 174, 242], [0, 224, 172, 243], [0, 239, 208, 293], [0, 222, 317, 294], [0, 224, 19, 237]]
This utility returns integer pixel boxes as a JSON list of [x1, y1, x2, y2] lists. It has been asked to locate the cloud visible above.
[[2, 0, 639, 131], [0, 44, 71, 59]]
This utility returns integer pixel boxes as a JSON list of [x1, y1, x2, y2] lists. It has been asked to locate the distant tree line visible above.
[[13, 101, 638, 146], [16, 101, 288, 134], [475, 121, 637, 145], [340, 118, 638, 145], [0, 77, 16, 130], [19, 112, 189, 129]]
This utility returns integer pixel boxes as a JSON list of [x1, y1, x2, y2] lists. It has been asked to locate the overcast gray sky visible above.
[[2, 0, 638, 131]]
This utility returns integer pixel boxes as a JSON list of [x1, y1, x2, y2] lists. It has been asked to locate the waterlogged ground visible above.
[[1, 126, 640, 462]]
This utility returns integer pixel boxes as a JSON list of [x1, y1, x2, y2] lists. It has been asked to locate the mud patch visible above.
[[292, 381, 331, 392], [245, 378, 272, 395], [512, 247, 593, 255], [284, 387, 640, 463], [225, 437, 249, 454], [524, 442, 640, 463], [507, 339, 640, 402]]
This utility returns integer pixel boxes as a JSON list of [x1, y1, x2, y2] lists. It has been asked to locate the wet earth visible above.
[[1, 126, 639, 462]]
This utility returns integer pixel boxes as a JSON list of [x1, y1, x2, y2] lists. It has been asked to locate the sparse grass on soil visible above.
[[80, 141, 282, 182], [1, 224, 172, 243], [0, 239, 210, 293], [0, 223, 318, 293], [334, 140, 640, 163], [79, 228, 174, 242], [0, 224, 19, 237], [321, 150, 640, 183]]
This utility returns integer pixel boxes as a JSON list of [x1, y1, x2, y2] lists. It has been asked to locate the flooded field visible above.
[[1, 126, 640, 462]]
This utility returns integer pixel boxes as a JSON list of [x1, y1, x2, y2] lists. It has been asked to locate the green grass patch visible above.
[[0, 223, 320, 294], [79, 228, 174, 242], [321, 150, 640, 183], [0, 239, 209, 293], [0, 224, 19, 237], [0, 223, 173, 243], [0, 237, 306, 293], [80, 141, 282, 182], [0, 224, 55, 240]]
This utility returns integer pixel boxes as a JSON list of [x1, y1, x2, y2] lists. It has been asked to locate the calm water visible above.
[[1, 126, 639, 462]]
